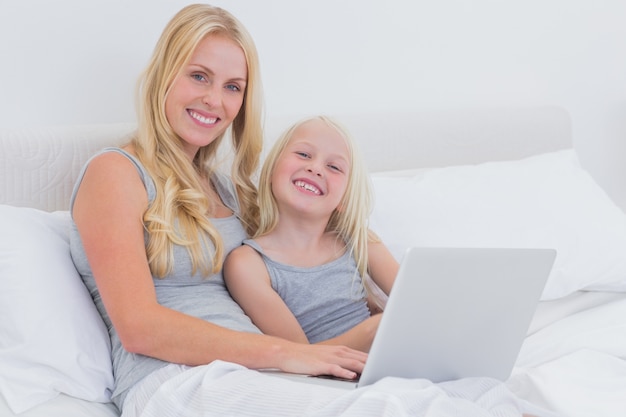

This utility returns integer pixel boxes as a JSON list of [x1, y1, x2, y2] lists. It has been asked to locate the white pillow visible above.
[[369, 150, 626, 300], [0, 205, 113, 413]]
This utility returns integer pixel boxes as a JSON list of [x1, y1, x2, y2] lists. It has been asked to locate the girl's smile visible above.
[[294, 179, 323, 195]]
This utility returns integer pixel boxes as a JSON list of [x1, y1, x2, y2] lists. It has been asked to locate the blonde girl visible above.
[[225, 115, 399, 352]]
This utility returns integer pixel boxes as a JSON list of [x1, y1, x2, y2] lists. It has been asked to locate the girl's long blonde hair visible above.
[[132, 4, 263, 277], [256, 116, 379, 280]]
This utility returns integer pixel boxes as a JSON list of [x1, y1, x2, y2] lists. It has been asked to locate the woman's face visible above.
[[165, 34, 248, 160]]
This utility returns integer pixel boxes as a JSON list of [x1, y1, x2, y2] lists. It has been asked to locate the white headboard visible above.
[[0, 106, 571, 212], [1, 123, 136, 212]]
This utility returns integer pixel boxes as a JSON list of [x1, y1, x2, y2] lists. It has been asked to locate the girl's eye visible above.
[[295, 151, 309, 158], [328, 164, 343, 172]]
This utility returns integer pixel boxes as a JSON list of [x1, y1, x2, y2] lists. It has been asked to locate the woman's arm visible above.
[[224, 245, 310, 344], [73, 152, 366, 379]]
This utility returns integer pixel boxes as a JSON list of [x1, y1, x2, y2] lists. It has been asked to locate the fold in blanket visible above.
[[122, 361, 558, 417]]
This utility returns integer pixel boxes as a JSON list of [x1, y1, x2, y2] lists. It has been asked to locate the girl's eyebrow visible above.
[[292, 140, 349, 166], [329, 152, 349, 163]]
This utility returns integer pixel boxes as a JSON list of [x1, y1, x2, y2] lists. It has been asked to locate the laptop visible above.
[[264, 246, 556, 389]]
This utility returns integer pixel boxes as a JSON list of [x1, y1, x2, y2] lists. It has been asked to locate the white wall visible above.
[[1, 0, 625, 211]]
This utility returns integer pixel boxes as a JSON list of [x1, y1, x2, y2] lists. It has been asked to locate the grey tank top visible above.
[[69, 148, 260, 411], [243, 239, 370, 344]]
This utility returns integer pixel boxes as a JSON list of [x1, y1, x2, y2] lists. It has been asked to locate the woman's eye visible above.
[[191, 73, 206, 82], [225, 84, 241, 92]]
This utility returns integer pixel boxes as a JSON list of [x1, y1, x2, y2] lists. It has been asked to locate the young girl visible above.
[[224, 115, 399, 352]]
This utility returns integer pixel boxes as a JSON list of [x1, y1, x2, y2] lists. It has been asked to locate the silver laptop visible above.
[[265, 246, 556, 389]]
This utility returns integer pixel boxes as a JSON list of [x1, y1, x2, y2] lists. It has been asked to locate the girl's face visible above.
[[271, 119, 351, 219], [165, 34, 247, 160]]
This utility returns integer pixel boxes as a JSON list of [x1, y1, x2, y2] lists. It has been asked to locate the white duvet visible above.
[[118, 292, 626, 417], [5, 292, 625, 417], [122, 361, 555, 417]]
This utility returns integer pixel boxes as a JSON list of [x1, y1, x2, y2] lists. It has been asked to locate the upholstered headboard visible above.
[[0, 123, 135, 211], [0, 106, 572, 212], [264, 105, 572, 172]]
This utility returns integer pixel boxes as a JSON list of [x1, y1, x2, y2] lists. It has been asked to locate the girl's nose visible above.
[[306, 165, 323, 177]]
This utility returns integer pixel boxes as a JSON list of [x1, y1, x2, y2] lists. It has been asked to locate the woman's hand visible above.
[[276, 341, 368, 380]]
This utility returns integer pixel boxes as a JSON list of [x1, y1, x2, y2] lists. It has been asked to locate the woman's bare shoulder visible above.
[[75, 148, 148, 216]]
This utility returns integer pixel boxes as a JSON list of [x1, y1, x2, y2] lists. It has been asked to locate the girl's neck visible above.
[[256, 214, 344, 267]]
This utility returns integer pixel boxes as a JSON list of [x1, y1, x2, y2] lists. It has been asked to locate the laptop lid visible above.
[[358, 246, 556, 387]]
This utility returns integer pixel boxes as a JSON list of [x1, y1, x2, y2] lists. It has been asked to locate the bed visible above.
[[1, 106, 625, 417]]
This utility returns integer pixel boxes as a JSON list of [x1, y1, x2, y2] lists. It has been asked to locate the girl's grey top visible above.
[[69, 148, 260, 411], [243, 239, 370, 344]]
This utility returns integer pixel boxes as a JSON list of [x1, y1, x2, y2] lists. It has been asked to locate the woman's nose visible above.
[[202, 86, 220, 107]]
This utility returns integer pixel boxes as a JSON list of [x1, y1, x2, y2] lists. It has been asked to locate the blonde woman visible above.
[[225, 116, 399, 353], [70, 5, 366, 415]]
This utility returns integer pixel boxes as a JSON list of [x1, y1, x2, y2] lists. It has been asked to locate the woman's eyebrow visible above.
[[188, 63, 247, 84]]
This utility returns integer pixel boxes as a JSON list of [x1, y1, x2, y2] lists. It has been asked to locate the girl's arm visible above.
[[222, 240, 398, 353], [73, 152, 366, 380], [224, 245, 309, 344], [315, 314, 382, 352], [366, 239, 399, 296], [317, 240, 400, 352], [225, 244, 384, 353]]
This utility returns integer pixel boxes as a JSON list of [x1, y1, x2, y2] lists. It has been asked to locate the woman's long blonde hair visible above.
[[132, 4, 263, 278], [256, 116, 379, 280]]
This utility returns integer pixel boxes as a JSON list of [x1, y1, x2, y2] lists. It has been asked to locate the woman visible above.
[[69, 4, 365, 414]]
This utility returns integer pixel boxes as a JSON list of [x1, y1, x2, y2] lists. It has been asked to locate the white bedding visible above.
[[0, 394, 119, 417], [3, 291, 622, 417], [120, 361, 555, 417], [1, 106, 625, 417], [508, 292, 626, 416], [114, 290, 626, 417]]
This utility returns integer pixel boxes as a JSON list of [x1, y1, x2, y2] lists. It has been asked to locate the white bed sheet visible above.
[[508, 291, 626, 417], [528, 290, 626, 335]]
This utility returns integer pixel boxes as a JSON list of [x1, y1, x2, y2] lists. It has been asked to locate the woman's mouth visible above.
[[188, 110, 218, 125]]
